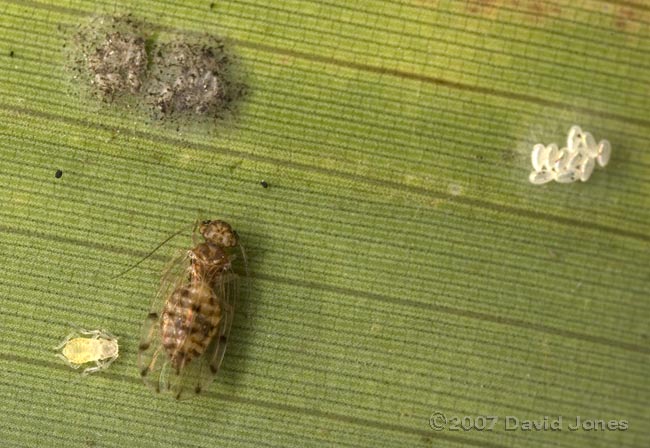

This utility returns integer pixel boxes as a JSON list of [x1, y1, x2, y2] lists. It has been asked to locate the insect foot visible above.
[[528, 125, 611, 185]]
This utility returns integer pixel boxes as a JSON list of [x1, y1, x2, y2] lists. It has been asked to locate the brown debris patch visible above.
[[87, 32, 146, 96], [466, 0, 498, 15], [67, 15, 247, 125], [146, 37, 246, 120], [74, 15, 149, 101], [462, 0, 563, 22], [614, 6, 642, 33]]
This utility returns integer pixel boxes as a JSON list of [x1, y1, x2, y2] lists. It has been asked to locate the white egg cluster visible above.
[[529, 126, 611, 185]]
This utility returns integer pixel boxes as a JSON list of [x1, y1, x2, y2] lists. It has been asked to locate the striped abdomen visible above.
[[160, 282, 222, 372]]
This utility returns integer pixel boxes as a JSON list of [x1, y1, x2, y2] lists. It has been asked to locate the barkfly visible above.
[[130, 219, 248, 400], [55, 327, 119, 376]]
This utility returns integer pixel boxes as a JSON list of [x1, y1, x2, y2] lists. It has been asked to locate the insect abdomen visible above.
[[63, 339, 99, 364], [161, 283, 221, 372]]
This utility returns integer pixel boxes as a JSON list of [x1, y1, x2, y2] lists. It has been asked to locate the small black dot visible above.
[[260, 180, 269, 188], [209, 2, 215, 8], [9, 50, 14, 58], [55, 169, 63, 179]]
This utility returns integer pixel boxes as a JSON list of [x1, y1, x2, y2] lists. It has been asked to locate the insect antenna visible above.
[[237, 237, 252, 303], [111, 224, 191, 279], [238, 241, 250, 278]]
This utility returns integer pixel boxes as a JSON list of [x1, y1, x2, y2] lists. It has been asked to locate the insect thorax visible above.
[[190, 242, 230, 281], [100, 339, 119, 358]]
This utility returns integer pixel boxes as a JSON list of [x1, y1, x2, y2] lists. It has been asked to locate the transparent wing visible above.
[[139, 238, 249, 400], [156, 273, 236, 400], [158, 243, 248, 400], [137, 249, 190, 392]]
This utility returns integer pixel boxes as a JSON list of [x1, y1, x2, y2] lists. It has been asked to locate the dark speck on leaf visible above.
[[210, 2, 215, 9], [55, 169, 63, 179], [9, 50, 14, 57], [260, 180, 269, 188]]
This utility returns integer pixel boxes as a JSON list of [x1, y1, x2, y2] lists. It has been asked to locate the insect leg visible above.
[[66, 322, 92, 335], [98, 329, 117, 340], [53, 333, 75, 350], [102, 353, 118, 370], [222, 300, 234, 315], [192, 218, 202, 246], [91, 331, 104, 340], [55, 353, 80, 369], [141, 346, 162, 378], [82, 361, 104, 376], [78, 328, 102, 337], [139, 312, 158, 353], [194, 359, 206, 395], [207, 312, 232, 375]]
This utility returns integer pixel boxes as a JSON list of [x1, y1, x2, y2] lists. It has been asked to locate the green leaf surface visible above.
[[0, 1, 648, 447]]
